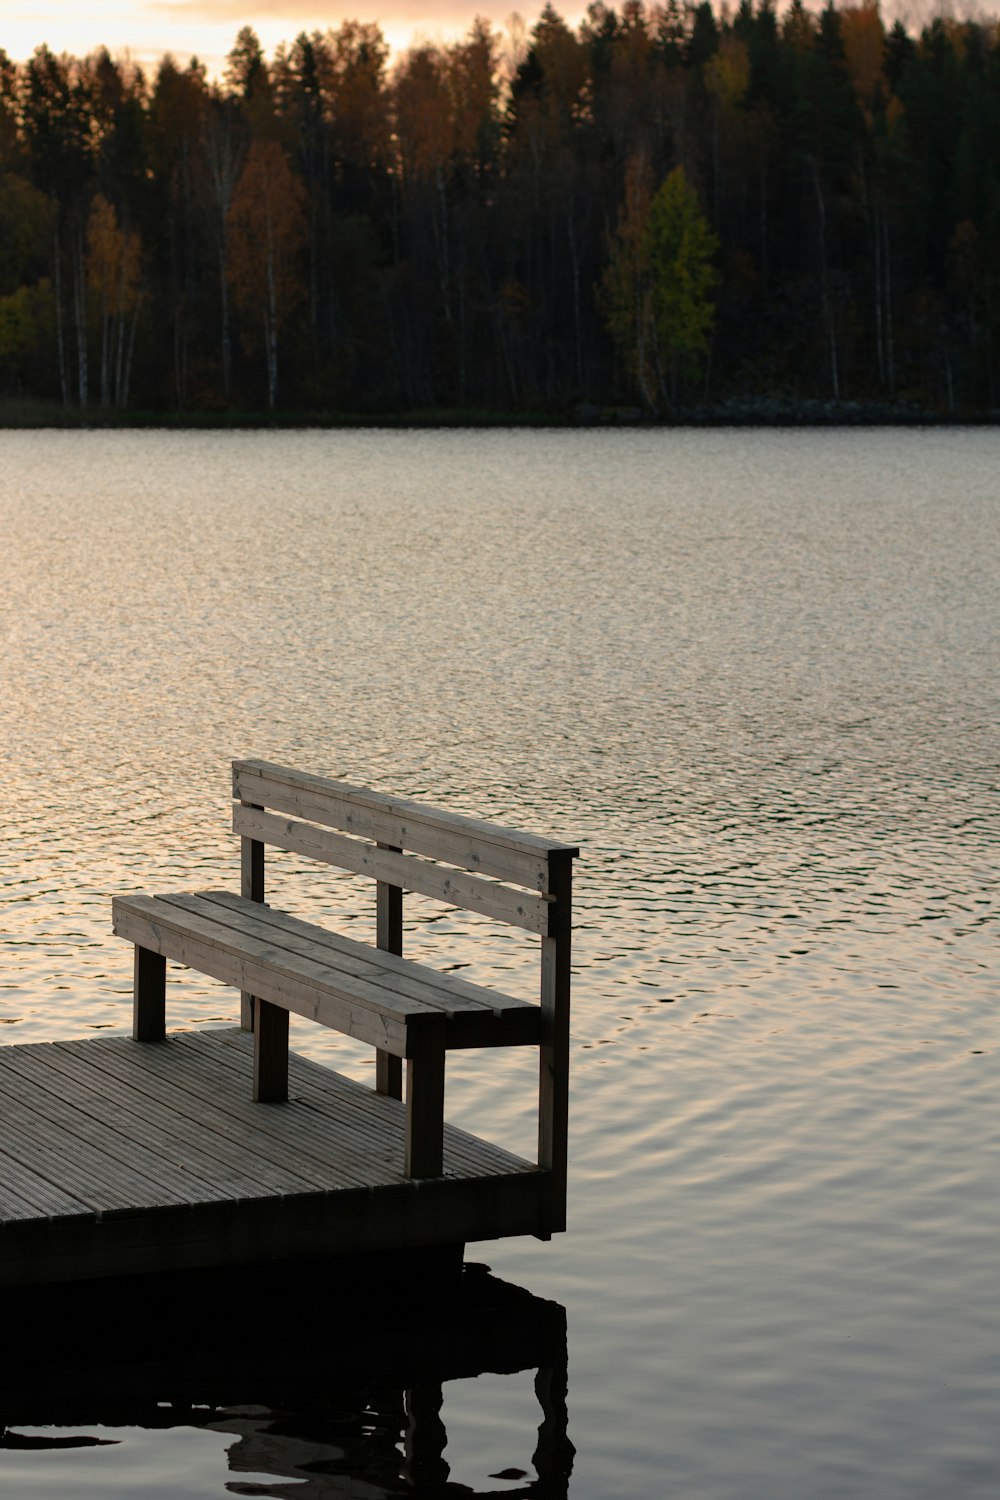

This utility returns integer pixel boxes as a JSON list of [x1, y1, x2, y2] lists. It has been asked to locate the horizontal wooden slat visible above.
[[0, 1049, 227, 1207], [43, 1040, 322, 1198], [0, 1143, 92, 1221], [113, 895, 411, 1056], [178, 893, 541, 1048], [0, 1069, 193, 1215], [234, 761, 578, 891], [234, 805, 551, 934]]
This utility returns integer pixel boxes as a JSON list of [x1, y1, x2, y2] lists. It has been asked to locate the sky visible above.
[[1, 0, 541, 72], [0, 0, 971, 78]]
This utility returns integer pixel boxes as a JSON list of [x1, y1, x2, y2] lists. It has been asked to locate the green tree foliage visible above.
[[648, 164, 720, 398], [0, 280, 52, 390], [602, 159, 718, 409]]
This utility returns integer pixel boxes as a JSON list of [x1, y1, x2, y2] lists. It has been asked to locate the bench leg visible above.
[[133, 946, 166, 1042], [253, 1000, 288, 1103], [404, 1028, 445, 1178], [376, 1049, 403, 1099]]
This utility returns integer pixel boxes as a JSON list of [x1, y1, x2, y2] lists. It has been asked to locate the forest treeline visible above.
[[1, 1, 999, 419]]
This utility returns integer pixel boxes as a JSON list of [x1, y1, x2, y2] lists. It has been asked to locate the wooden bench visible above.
[[112, 760, 577, 1229]]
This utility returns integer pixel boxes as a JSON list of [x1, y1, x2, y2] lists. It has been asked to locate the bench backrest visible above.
[[232, 760, 578, 937]]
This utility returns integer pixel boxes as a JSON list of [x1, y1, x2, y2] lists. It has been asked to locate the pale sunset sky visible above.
[[1, 0, 553, 72]]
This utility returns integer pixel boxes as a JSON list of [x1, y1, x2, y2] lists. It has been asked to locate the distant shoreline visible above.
[[2, 399, 998, 431]]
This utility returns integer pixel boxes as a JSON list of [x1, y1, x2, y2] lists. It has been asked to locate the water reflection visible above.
[[3, 1262, 573, 1498]]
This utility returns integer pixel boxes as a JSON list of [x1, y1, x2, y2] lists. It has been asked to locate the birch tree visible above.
[[227, 139, 306, 407]]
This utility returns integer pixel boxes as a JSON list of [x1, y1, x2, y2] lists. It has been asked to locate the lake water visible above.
[[0, 427, 997, 1498]]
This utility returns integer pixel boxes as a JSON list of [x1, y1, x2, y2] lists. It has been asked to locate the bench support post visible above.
[[375, 845, 404, 1100], [405, 1022, 446, 1178], [240, 804, 264, 1032], [538, 851, 573, 1235], [133, 946, 166, 1042], [253, 999, 289, 1103]]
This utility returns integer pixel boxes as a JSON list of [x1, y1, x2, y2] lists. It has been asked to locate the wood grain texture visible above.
[[233, 760, 577, 890], [233, 804, 552, 933]]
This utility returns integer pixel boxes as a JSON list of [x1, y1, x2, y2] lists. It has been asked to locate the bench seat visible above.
[[112, 890, 541, 1057]]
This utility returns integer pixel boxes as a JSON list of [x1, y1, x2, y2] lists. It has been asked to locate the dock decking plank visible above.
[[202, 891, 534, 1017], [193, 1030, 481, 1179], [202, 1028, 534, 1179], [0, 1145, 93, 1220], [88, 1034, 404, 1190], [0, 1076, 177, 1215], [166, 1031, 437, 1185], [0, 1058, 227, 1211], [50, 1039, 323, 1198], [173, 1031, 412, 1169], [0, 1046, 255, 1207], [3, 1042, 297, 1204]]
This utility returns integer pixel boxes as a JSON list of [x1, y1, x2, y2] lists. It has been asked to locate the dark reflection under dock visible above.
[[2, 1259, 573, 1498]]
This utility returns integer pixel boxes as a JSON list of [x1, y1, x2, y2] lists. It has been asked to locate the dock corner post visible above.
[[240, 802, 264, 1032], [404, 1020, 446, 1179], [253, 999, 289, 1103], [133, 945, 166, 1042], [538, 850, 573, 1235], [375, 844, 404, 1100]]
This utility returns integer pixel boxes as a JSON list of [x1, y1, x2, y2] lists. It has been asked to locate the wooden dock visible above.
[[1, 762, 577, 1289], [0, 1028, 542, 1288]]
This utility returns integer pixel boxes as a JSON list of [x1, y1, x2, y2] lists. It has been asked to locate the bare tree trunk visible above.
[[873, 204, 884, 387], [53, 227, 69, 408], [567, 208, 583, 390], [883, 210, 895, 396], [265, 233, 278, 409], [73, 230, 88, 408], [203, 108, 242, 401], [121, 295, 142, 408], [100, 291, 112, 408], [433, 166, 452, 325], [173, 308, 186, 409], [218, 241, 232, 400], [812, 161, 839, 401], [944, 337, 955, 414], [759, 149, 769, 290]]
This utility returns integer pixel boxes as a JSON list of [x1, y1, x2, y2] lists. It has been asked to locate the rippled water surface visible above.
[[1, 428, 997, 1497]]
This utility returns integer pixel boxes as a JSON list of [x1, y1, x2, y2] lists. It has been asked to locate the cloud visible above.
[[143, 0, 551, 65], [149, 0, 511, 36]]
